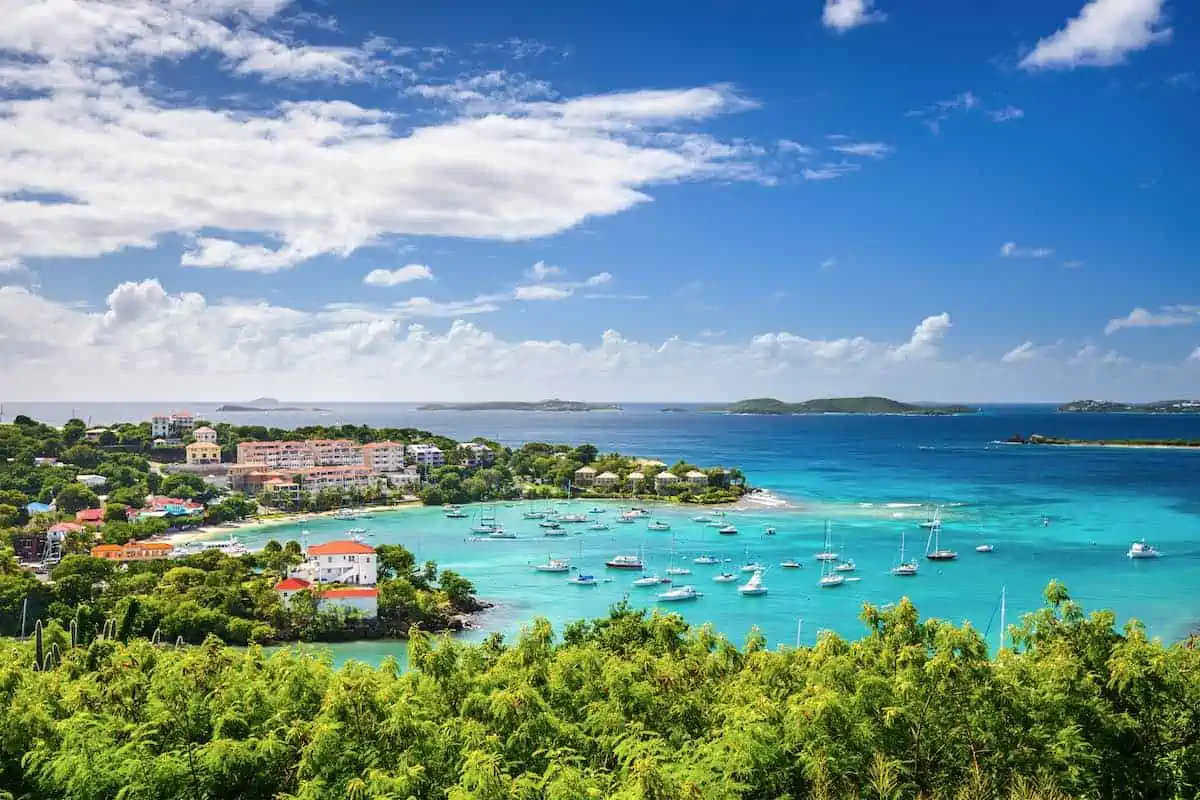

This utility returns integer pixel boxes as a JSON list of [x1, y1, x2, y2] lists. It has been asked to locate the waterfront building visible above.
[[626, 471, 645, 488], [574, 466, 597, 486], [236, 440, 318, 469], [405, 443, 445, 467], [458, 442, 494, 467], [301, 540, 378, 585], [654, 472, 681, 491], [685, 470, 710, 487], [362, 441, 406, 473], [308, 439, 364, 466], [273, 577, 378, 618], [594, 471, 619, 488], [384, 472, 421, 490], [185, 441, 222, 465]]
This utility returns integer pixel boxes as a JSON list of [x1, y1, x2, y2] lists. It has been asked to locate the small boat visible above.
[[919, 506, 943, 529], [615, 515, 636, 524], [835, 560, 856, 573], [345, 527, 367, 535], [707, 521, 727, 529], [568, 574, 598, 586], [648, 521, 671, 531], [692, 514, 714, 523], [559, 514, 589, 524], [975, 544, 994, 553], [925, 519, 957, 561], [738, 570, 768, 596], [542, 528, 568, 537], [892, 531, 919, 576], [522, 511, 545, 520], [350, 533, 368, 544], [488, 528, 516, 539], [588, 506, 605, 514], [605, 554, 645, 570], [1127, 539, 1161, 559], [815, 520, 839, 561], [665, 566, 692, 576], [740, 562, 765, 573], [332, 510, 359, 521], [538, 520, 562, 529], [818, 557, 845, 588], [765, 526, 776, 536], [657, 585, 702, 602], [533, 558, 570, 572], [693, 555, 721, 565], [633, 574, 663, 587], [713, 572, 738, 583], [717, 525, 738, 535], [780, 560, 803, 569], [471, 524, 499, 534], [589, 522, 610, 531], [444, 510, 468, 518]]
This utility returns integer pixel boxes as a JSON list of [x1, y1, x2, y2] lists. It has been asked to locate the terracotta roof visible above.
[[138, 542, 172, 551], [321, 587, 378, 598], [362, 441, 403, 449], [275, 577, 312, 591], [307, 540, 375, 555], [76, 508, 104, 523], [192, 426, 215, 433], [49, 522, 84, 533], [91, 544, 122, 553]]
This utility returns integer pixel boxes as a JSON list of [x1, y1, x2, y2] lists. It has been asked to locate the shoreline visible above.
[[997, 440, 1200, 451], [159, 500, 425, 545]]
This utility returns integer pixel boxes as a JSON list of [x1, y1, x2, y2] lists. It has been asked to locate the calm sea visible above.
[[6, 401, 1199, 663]]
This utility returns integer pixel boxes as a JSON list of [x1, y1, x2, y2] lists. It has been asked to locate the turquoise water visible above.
[[119, 402, 1200, 666]]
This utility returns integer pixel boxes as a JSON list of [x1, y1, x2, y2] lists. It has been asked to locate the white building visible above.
[[151, 411, 194, 440], [574, 466, 597, 486], [385, 472, 422, 490], [685, 470, 711, 488], [273, 577, 378, 618], [458, 442, 494, 467], [302, 540, 378, 585], [594, 471, 619, 488], [405, 443, 445, 467], [192, 426, 218, 444], [363, 441, 406, 473], [627, 471, 645, 488], [76, 474, 107, 489], [654, 472, 681, 491]]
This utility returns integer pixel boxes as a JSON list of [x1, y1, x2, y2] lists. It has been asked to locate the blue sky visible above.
[[0, 0, 1197, 401]]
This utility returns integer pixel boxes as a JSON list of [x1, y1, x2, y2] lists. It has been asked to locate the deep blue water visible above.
[[7, 401, 1200, 660]]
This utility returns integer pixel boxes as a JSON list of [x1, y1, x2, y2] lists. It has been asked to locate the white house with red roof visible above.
[[273, 576, 378, 618], [301, 540, 378, 585]]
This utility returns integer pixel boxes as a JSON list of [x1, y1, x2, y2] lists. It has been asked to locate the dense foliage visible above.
[[0, 542, 478, 645], [0, 582, 1196, 799]]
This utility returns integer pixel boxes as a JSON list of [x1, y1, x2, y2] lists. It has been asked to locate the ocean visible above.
[[6, 401, 1200, 663]]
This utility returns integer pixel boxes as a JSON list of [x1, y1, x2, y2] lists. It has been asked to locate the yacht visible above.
[[818, 558, 845, 588], [925, 519, 957, 561], [717, 524, 738, 535], [712, 571, 738, 583], [657, 585, 702, 602], [1127, 539, 1162, 559], [835, 560, 856, 573], [538, 520, 562, 530], [542, 527, 568, 537], [445, 509, 468, 519], [617, 512, 638, 524], [332, 509, 359, 521], [692, 514, 715, 523], [780, 559, 803, 569], [665, 566, 692, 576], [919, 506, 943, 530], [738, 570, 768, 596], [345, 527, 368, 536], [605, 554, 645, 570], [202, 537, 249, 557], [533, 558, 570, 573], [815, 521, 839, 562], [588, 506, 606, 514], [471, 523, 499, 534], [487, 528, 517, 540], [633, 574, 663, 587], [522, 510, 546, 520], [647, 521, 671, 531], [765, 526, 777, 536], [740, 561, 765, 573], [567, 574, 599, 586], [975, 543, 995, 553], [559, 514, 589, 524], [693, 554, 721, 565], [891, 531, 919, 577], [589, 522, 610, 531]]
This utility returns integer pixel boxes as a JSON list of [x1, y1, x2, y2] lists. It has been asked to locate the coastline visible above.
[[159, 500, 425, 545], [996, 440, 1200, 451]]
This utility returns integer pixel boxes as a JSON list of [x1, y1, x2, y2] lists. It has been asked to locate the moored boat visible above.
[[717, 525, 738, 535], [657, 585, 702, 602], [605, 554, 645, 570], [693, 554, 721, 565], [1127, 539, 1161, 559], [780, 559, 802, 569], [892, 531, 919, 576], [713, 571, 737, 582], [648, 521, 671, 531], [738, 570, 768, 596], [567, 574, 598, 586], [815, 520, 839, 562], [533, 558, 570, 572]]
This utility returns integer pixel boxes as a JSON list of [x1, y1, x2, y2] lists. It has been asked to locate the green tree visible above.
[[103, 503, 129, 523], [61, 444, 102, 470], [0, 504, 20, 529], [61, 418, 86, 445], [376, 544, 416, 580], [54, 483, 100, 515]]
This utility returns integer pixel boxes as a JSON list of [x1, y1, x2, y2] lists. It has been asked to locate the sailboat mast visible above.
[[999, 586, 1007, 650], [795, 617, 803, 648]]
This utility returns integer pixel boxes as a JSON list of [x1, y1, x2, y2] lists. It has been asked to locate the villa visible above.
[[458, 442, 494, 467], [574, 466, 597, 486], [685, 470, 710, 487], [90, 541, 174, 561], [151, 411, 194, 441], [362, 441, 407, 472], [594, 471, 619, 488], [185, 441, 222, 465], [299, 540, 378, 585], [654, 472, 681, 491], [626, 471, 645, 488], [405, 443, 445, 467], [76, 474, 107, 489], [192, 426, 218, 444], [274, 577, 378, 618], [84, 427, 110, 443]]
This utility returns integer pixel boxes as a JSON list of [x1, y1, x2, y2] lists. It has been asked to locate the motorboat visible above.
[[707, 521, 726, 529], [815, 521, 839, 562], [693, 555, 721, 565], [605, 554, 645, 570], [713, 572, 738, 583], [738, 570, 768, 596], [522, 510, 546, 520], [780, 560, 803, 569], [692, 514, 715, 523], [471, 524, 499, 534], [559, 514, 589, 524], [533, 558, 570, 572], [1127, 539, 1161, 559], [657, 585, 702, 602], [633, 574, 663, 587], [345, 527, 368, 536], [892, 531, 919, 576], [538, 520, 562, 529], [589, 506, 605, 514], [717, 525, 738, 535], [589, 522, 610, 531], [332, 509, 359, 521], [765, 526, 777, 536], [835, 560, 856, 573], [665, 566, 692, 576], [740, 562, 765, 573], [616, 514, 636, 524], [445, 510, 468, 518], [975, 544, 995, 553], [648, 521, 671, 531], [567, 574, 599, 586], [487, 528, 516, 539]]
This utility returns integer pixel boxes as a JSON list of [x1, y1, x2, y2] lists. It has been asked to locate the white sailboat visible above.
[[664, 537, 692, 576], [924, 517, 957, 561], [918, 505, 942, 529], [818, 556, 845, 588], [891, 531, 919, 576], [693, 554, 721, 565], [533, 557, 570, 573], [657, 585, 702, 602], [814, 520, 839, 562], [713, 571, 738, 582]]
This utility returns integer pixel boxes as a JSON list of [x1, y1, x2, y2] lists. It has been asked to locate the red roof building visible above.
[[76, 508, 104, 525], [48, 522, 85, 534], [307, 540, 375, 556], [274, 577, 313, 591], [319, 587, 378, 599]]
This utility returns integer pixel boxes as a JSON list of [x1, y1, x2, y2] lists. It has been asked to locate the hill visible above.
[[725, 396, 977, 415], [1058, 399, 1200, 413]]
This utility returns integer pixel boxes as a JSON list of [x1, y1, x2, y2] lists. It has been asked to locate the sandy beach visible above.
[[162, 500, 424, 545]]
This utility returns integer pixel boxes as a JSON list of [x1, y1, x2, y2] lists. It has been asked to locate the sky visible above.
[[0, 0, 1197, 402]]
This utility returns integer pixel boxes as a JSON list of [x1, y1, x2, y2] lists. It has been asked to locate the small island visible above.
[[659, 407, 689, 413], [722, 396, 978, 415], [418, 399, 622, 412], [1058, 399, 1200, 414], [1005, 433, 1200, 449], [216, 398, 330, 412]]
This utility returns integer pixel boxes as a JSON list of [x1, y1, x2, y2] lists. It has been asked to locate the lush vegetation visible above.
[[1058, 399, 1200, 413], [418, 399, 623, 412], [0, 540, 479, 646], [1, 582, 1197, 799], [1007, 434, 1200, 448], [724, 396, 978, 415]]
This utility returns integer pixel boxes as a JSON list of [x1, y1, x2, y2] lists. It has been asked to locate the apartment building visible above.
[[362, 441, 406, 472], [151, 411, 194, 440], [405, 443, 445, 467], [458, 441, 494, 467], [309, 439, 364, 466], [236, 440, 318, 469]]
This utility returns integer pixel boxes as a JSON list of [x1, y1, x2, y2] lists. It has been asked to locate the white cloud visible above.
[[907, 92, 1023, 134], [1064, 260, 1085, 269], [803, 162, 862, 181], [778, 139, 815, 156], [363, 265, 435, 287], [1105, 306, 1200, 334], [525, 261, 563, 281], [823, 0, 887, 31], [514, 285, 571, 301], [1020, 0, 1171, 70], [888, 313, 951, 361], [1000, 242, 1054, 258], [829, 141, 892, 158], [987, 106, 1025, 122], [584, 272, 613, 287], [820, 258, 836, 270], [512, 271, 613, 301], [181, 238, 324, 273], [1189, 346, 1200, 362], [1001, 341, 1039, 362]]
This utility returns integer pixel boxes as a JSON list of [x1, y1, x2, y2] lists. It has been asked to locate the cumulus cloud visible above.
[[525, 261, 563, 281], [823, 0, 887, 31], [1105, 306, 1200, 335], [1020, 0, 1172, 70], [888, 313, 951, 361], [363, 265, 435, 287], [514, 285, 572, 301]]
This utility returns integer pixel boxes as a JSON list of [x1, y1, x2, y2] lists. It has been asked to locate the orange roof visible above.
[[137, 542, 172, 551], [321, 587, 378, 598], [91, 545, 122, 554], [275, 577, 312, 591], [308, 540, 375, 555], [362, 440, 402, 449]]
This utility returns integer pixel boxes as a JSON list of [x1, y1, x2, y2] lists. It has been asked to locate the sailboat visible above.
[[818, 556, 845, 588], [919, 505, 942, 529], [532, 557, 570, 573], [925, 517, 957, 561], [814, 520, 839, 562], [738, 569, 768, 596], [739, 545, 763, 573], [891, 531, 919, 576], [664, 536, 691, 575]]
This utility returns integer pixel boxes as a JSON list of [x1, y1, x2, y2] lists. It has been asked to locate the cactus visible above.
[[51, 643, 61, 665], [151, 628, 162, 646], [33, 620, 43, 672], [69, 618, 78, 648], [176, 635, 184, 647]]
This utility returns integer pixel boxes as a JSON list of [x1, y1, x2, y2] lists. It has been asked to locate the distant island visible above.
[[659, 407, 689, 413], [1005, 433, 1200, 449], [1058, 399, 1200, 413], [418, 400, 622, 412], [216, 398, 330, 412], [721, 396, 978, 415]]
